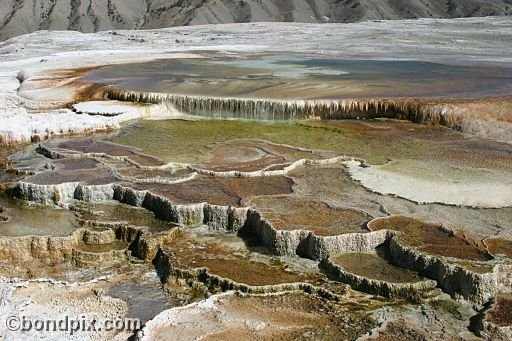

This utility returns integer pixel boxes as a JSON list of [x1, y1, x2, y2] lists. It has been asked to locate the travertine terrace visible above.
[[0, 17, 511, 340]]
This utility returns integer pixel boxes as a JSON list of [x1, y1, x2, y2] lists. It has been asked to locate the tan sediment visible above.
[[247, 195, 370, 236]]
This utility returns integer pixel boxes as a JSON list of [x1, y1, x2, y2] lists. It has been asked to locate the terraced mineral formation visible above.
[[0, 17, 511, 341], [320, 250, 439, 302], [0, 110, 510, 335], [4, 132, 510, 307]]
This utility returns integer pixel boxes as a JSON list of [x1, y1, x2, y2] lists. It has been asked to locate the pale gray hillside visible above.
[[1, 0, 511, 41]]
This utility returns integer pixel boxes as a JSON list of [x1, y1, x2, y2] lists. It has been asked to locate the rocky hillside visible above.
[[0, 0, 511, 41]]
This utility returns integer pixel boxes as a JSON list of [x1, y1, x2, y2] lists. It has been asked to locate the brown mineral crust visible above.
[[309, 116, 512, 170], [19, 67, 108, 111], [44, 67, 108, 100], [485, 238, 512, 258], [199, 140, 320, 172], [133, 176, 294, 206], [195, 293, 376, 341], [24, 166, 117, 185], [52, 158, 100, 171], [368, 320, 430, 341], [248, 195, 370, 236], [117, 167, 193, 179], [368, 216, 491, 261], [54, 139, 164, 167], [162, 234, 320, 286], [75, 240, 128, 253], [486, 295, 512, 326]]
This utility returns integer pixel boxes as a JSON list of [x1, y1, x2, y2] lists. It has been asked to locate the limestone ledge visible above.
[[472, 298, 512, 341], [36, 143, 360, 179], [152, 249, 347, 301], [36, 144, 159, 170], [106, 90, 459, 124], [188, 156, 354, 178], [0, 230, 81, 262], [79, 220, 181, 261], [0, 227, 128, 266], [320, 256, 439, 302], [0, 213, 183, 269], [82, 228, 116, 244], [477, 322, 512, 341], [388, 238, 498, 304], [241, 209, 390, 259], [71, 248, 128, 267], [495, 264, 512, 294]]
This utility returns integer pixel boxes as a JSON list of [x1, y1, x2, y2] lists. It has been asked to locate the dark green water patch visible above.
[[0, 196, 80, 237], [107, 119, 430, 164]]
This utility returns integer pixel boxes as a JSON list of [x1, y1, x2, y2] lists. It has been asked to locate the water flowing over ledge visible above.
[[105, 89, 457, 123], [104, 89, 512, 145]]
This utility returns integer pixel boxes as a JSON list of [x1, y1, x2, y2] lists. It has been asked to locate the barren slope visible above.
[[1, 0, 511, 41]]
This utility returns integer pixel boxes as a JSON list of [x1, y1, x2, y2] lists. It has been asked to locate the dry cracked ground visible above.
[[0, 18, 512, 341]]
